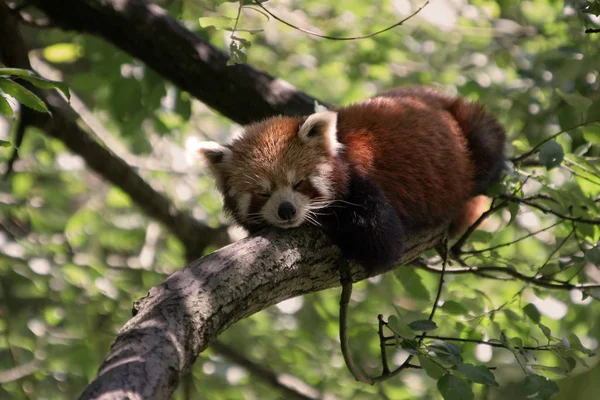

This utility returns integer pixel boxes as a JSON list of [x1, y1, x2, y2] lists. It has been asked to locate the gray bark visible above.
[[79, 225, 447, 399]]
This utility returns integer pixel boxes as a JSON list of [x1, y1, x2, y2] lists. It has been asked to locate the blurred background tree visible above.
[[0, 0, 599, 399]]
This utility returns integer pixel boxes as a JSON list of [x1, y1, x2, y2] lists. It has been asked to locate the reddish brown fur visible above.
[[336, 95, 475, 230], [203, 87, 505, 260], [219, 117, 349, 222]]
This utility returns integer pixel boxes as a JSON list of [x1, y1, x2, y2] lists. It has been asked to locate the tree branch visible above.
[[211, 341, 330, 400], [410, 262, 600, 291], [0, 1, 229, 258], [30, 0, 321, 125], [77, 225, 447, 399]]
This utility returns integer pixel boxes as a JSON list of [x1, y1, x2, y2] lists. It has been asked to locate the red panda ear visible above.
[[297, 111, 340, 156], [196, 141, 232, 183]]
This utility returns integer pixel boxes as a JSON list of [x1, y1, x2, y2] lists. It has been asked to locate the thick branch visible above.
[[78, 225, 446, 399], [30, 0, 320, 125]]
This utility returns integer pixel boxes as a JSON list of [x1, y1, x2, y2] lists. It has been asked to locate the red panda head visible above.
[[197, 111, 345, 230]]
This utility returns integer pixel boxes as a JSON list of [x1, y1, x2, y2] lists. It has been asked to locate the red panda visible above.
[[197, 87, 506, 270]]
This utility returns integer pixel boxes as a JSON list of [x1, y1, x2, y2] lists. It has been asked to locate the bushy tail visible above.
[[449, 99, 506, 195]]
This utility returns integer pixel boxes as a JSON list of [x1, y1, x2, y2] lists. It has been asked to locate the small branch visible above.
[[254, 1, 429, 41], [500, 195, 600, 225], [377, 315, 390, 376], [427, 236, 447, 324], [211, 341, 326, 400], [451, 200, 508, 255], [383, 335, 555, 352], [460, 221, 563, 255], [585, 28, 600, 33], [410, 263, 600, 291], [0, 360, 40, 383], [511, 120, 600, 163]]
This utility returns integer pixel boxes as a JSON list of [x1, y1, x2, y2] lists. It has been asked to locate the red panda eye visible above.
[[258, 192, 270, 198], [293, 180, 305, 190]]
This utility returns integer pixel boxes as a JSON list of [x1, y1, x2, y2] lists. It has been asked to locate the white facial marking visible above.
[[286, 170, 296, 185], [309, 162, 334, 198], [259, 178, 271, 192], [237, 193, 251, 219], [262, 187, 310, 228]]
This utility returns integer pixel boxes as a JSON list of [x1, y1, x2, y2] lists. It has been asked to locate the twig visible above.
[[0, 360, 40, 383], [254, 0, 429, 41], [561, 164, 600, 187], [396, 335, 555, 352], [585, 28, 600, 33], [428, 236, 447, 323], [511, 120, 600, 163], [377, 315, 390, 375], [212, 341, 325, 400], [410, 263, 600, 291], [500, 195, 600, 225], [460, 221, 563, 255], [451, 200, 508, 255]]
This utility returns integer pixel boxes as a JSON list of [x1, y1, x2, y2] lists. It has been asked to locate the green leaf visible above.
[[437, 374, 474, 400], [42, 43, 84, 63], [199, 16, 236, 30], [568, 333, 594, 356], [394, 267, 430, 301], [408, 320, 438, 332], [583, 1, 600, 17], [0, 94, 13, 117], [0, 78, 48, 113], [523, 303, 541, 323], [429, 341, 463, 365], [563, 356, 577, 372], [227, 42, 248, 65], [419, 355, 445, 379], [106, 187, 133, 208], [455, 363, 499, 386], [523, 375, 560, 400], [231, 35, 252, 49], [0, 68, 36, 77], [556, 89, 592, 112], [0, 139, 12, 148], [441, 300, 468, 316], [538, 141, 564, 170], [387, 315, 414, 339], [400, 339, 420, 354], [538, 323, 552, 341], [20, 76, 70, 100], [531, 365, 568, 377], [584, 246, 600, 265], [582, 125, 600, 145]]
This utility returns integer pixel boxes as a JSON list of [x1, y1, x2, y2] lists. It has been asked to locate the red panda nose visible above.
[[278, 202, 296, 221]]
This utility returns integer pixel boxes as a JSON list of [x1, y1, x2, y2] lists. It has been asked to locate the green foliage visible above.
[[2, 0, 600, 399], [0, 68, 70, 116]]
